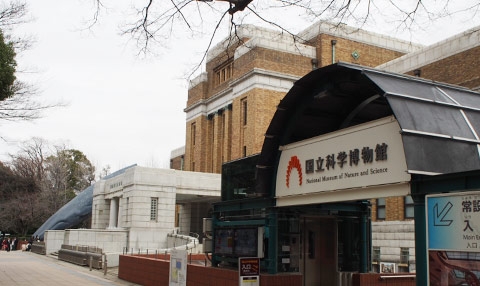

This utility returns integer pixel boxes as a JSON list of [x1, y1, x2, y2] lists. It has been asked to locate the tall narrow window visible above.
[[191, 122, 196, 146], [400, 247, 409, 265], [372, 246, 381, 263], [404, 196, 414, 219], [150, 198, 158, 221], [241, 98, 248, 126], [243, 146, 247, 157], [376, 198, 386, 220]]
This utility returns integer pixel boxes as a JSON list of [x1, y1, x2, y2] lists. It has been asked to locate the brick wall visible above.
[[119, 254, 416, 286], [185, 115, 210, 172], [314, 34, 406, 68], [170, 155, 183, 170], [234, 46, 313, 79], [187, 79, 208, 108], [230, 88, 285, 159], [405, 46, 480, 89], [118, 255, 302, 286], [185, 30, 410, 173]]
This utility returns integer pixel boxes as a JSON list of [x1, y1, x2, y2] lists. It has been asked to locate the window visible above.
[[243, 146, 247, 157], [372, 246, 381, 263], [400, 248, 409, 265], [241, 98, 248, 126], [404, 196, 414, 219], [377, 198, 386, 220], [191, 122, 196, 146], [214, 60, 233, 87], [150, 198, 158, 221]]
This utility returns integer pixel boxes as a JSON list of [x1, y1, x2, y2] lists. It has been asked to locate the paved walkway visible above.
[[0, 251, 139, 286]]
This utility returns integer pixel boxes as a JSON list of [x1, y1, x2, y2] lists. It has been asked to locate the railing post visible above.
[[103, 254, 108, 276]]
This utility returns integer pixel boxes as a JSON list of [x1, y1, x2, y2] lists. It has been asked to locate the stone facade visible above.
[[91, 166, 220, 245], [45, 166, 221, 267]]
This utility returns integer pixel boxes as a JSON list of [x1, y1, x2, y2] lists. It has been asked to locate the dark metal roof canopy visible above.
[[255, 62, 480, 195]]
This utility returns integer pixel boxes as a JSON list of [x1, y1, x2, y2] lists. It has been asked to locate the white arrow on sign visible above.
[[433, 202, 453, 226]]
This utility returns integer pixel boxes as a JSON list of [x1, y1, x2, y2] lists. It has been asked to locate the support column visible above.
[[266, 211, 278, 274], [360, 207, 369, 273], [413, 193, 427, 286], [109, 198, 118, 228], [117, 197, 122, 228]]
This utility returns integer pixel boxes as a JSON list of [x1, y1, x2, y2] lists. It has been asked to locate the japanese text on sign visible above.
[[305, 143, 388, 173]]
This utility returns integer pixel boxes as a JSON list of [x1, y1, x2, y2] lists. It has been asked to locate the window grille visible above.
[[400, 248, 409, 265], [373, 246, 381, 262], [214, 60, 234, 87], [150, 198, 158, 221]]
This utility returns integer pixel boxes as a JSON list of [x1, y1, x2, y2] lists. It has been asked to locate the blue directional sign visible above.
[[426, 191, 480, 252]]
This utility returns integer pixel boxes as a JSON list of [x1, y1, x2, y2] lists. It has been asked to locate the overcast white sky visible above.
[[1, 1, 479, 176]]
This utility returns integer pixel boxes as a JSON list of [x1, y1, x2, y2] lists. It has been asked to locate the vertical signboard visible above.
[[426, 191, 480, 285], [169, 249, 187, 286], [239, 257, 260, 286]]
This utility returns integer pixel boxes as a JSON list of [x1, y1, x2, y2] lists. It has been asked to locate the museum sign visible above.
[[275, 116, 411, 206]]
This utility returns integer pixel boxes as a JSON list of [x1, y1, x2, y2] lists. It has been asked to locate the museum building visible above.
[[169, 22, 480, 277], [209, 62, 480, 285]]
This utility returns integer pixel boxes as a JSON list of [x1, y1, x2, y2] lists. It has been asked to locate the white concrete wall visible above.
[[92, 180, 109, 229], [44, 230, 65, 254], [63, 229, 128, 253], [178, 204, 191, 235]]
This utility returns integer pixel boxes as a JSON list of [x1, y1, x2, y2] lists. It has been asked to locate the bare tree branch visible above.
[[0, 1, 65, 129], [87, 0, 480, 79], [187, 8, 230, 79], [0, 1, 28, 29]]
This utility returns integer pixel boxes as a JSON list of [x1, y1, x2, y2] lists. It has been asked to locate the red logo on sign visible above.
[[286, 156, 302, 188]]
